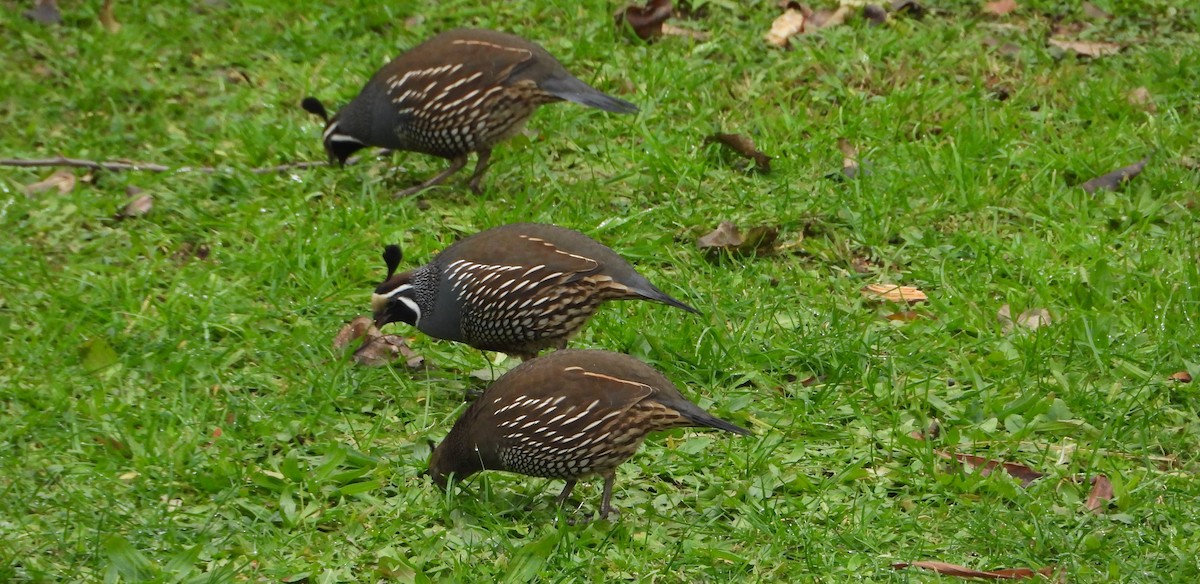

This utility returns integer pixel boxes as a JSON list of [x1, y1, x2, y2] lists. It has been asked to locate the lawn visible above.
[[2, 0, 1198, 581]]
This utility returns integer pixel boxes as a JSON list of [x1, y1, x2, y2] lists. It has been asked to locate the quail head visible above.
[[302, 28, 638, 197], [428, 349, 750, 521], [371, 223, 698, 361]]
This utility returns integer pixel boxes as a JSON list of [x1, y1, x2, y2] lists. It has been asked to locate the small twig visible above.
[[0, 153, 391, 175]]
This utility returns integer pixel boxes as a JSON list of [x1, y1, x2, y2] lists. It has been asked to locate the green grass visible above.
[[2, 0, 1199, 581]]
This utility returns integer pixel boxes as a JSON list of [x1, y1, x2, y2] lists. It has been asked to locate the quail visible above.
[[372, 223, 699, 360], [301, 28, 638, 197], [428, 349, 750, 520]]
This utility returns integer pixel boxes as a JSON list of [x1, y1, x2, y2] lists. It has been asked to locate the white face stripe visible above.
[[397, 297, 420, 326], [327, 133, 365, 145]]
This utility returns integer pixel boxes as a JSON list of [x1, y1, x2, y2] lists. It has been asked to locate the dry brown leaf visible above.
[[998, 304, 1052, 333], [707, 133, 771, 172], [1086, 474, 1114, 514], [894, 561, 1056, 580], [1127, 87, 1156, 112], [938, 451, 1045, 487], [1082, 1, 1112, 20], [354, 334, 423, 368], [809, 6, 851, 29], [333, 316, 376, 352], [1169, 371, 1193, 383], [1048, 38, 1121, 57], [697, 221, 779, 256], [889, 0, 925, 18], [836, 138, 873, 179], [23, 170, 76, 196], [616, 0, 673, 41], [116, 194, 154, 219], [100, 0, 120, 32], [1079, 156, 1151, 194], [983, 0, 1019, 16], [909, 418, 941, 440], [765, 8, 806, 47], [861, 284, 928, 304]]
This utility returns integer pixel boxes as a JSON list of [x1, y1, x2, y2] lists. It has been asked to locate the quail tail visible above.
[[539, 75, 639, 114]]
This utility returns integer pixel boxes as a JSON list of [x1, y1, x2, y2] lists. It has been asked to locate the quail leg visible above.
[[465, 149, 493, 195], [394, 155, 468, 198], [596, 471, 620, 522]]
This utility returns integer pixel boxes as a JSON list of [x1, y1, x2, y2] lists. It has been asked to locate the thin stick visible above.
[[0, 152, 392, 175]]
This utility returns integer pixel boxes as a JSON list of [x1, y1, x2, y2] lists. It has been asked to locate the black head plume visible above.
[[301, 97, 329, 122], [383, 245, 403, 279]]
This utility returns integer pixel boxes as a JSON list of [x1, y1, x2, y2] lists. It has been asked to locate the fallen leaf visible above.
[[1079, 156, 1151, 194], [1127, 86, 1156, 112], [616, 0, 673, 41], [938, 451, 1045, 487], [354, 334, 424, 368], [894, 561, 1056, 580], [863, 4, 888, 25], [1169, 371, 1192, 383], [808, 6, 851, 29], [23, 0, 61, 24], [1048, 38, 1121, 57], [706, 133, 771, 172], [765, 7, 806, 47], [116, 194, 154, 219], [697, 221, 779, 256], [998, 304, 1052, 333], [861, 284, 928, 304], [1086, 474, 1113, 514], [333, 316, 376, 352], [983, 0, 1018, 16], [23, 170, 76, 196], [100, 0, 120, 32], [1082, 1, 1112, 20], [837, 138, 873, 179], [910, 418, 941, 440]]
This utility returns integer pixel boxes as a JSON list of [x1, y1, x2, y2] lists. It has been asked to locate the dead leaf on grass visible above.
[[1082, 1, 1112, 20], [983, 0, 1019, 16], [100, 0, 120, 32], [889, 0, 925, 18], [23, 170, 76, 196], [333, 316, 425, 368], [909, 418, 941, 440], [938, 450, 1045, 487], [837, 138, 873, 179], [861, 284, 928, 304], [765, 4, 850, 48], [697, 221, 780, 256], [24, 0, 61, 24], [116, 193, 154, 219], [1086, 474, 1114, 514], [998, 304, 1052, 333], [333, 316, 376, 352], [1079, 155, 1151, 194], [706, 133, 771, 172], [1168, 371, 1192, 383], [616, 0, 673, 41], [1127, 86, 1156, 112], [1048, 38, 1121, 57], [893, 561, 1056, 580]]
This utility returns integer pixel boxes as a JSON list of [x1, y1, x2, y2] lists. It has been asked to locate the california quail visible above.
[[428, 349, 749, 520], [372, 223, 698, 360], [301, 28, 638, 197]]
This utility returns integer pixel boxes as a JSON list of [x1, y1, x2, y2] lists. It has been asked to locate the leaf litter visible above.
[[697, 221, 779, 256], [1079, 155, 1151, 193], [333, 316, 424, 369]]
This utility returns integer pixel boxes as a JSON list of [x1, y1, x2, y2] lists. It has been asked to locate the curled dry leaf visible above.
[[938, 450, 1045, 487], [116, 194, 154, 219], [706, 133, 771, 172], [983, 0, 1019, 16], [1127, 87, 1155, 112], [100, 0, 120, 32], [23, 170, 76, 196], [354, 334, 423, 368], [998, 304, 1052, 333], [1086, 474, 1114, 514], [1079, 155, 1151, 194], [1168, 371, 1192, 383], [333, 316, 376, 352], [616, 0, 673, 41], [893, 561, 1056, 580], [1048, 38, 1121, 57], [861, 284, 928, 304], [765, 4, 851, 47], [697, 221, 780, 256], [765, 7, 805, 47]]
